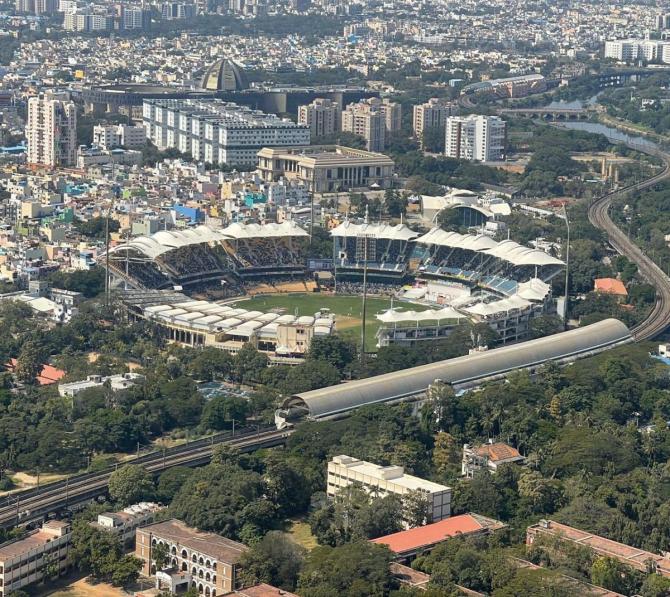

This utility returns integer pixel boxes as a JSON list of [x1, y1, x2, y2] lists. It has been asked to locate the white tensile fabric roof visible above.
[[461, 295, 532, 317], [330, 221, 419, 242], [516, 278, 551, 301], [415, 228, 498, 252], [376, 307, 465, 324], [109, 222, 309, 259], [416, 228, 564, 267], [483, 240, 564, 267], [222, 220, 309, 240]]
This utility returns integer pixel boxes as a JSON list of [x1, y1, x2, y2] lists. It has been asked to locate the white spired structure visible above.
[[26, 92, 77, 167], [327, 455, 452, 522], [445, 114, 506, 162]]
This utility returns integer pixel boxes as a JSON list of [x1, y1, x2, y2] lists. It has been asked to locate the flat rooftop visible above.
[[331, 455, 450, 493]]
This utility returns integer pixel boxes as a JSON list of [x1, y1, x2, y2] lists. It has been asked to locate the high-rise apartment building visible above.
[[143, 99, 310, 166], [298, 98, 340, 139], [445, 115, 506, 162], [413, 98, 456, 143], [342, 101, 384, 152], [15, 0, 57, 14], [341, 98, 401, 152], [160, 1, 196, 19], [26, 93, 77, 168], [122, 5, 151, 29], [63, 10, 112, 31]]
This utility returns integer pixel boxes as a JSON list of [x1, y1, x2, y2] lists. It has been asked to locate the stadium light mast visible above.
[[562, 203, 570, 328], [360, 233, 369, 364]]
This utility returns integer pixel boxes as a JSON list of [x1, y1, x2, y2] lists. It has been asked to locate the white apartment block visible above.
[[604, 39, 670, 63], [327, 455, 452, 522], [445, 115, 506, 162], [26, 93, 77, 168], [63, 10, 112, 31], [93, 124, 146, 149], [413, 98, 456, 142], [0, 520, 71, 596], [298, 98, 340, 138], [143, 99, 310, 167]]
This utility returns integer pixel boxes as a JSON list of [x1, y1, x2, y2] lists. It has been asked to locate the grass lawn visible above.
[[233, 293, 430, 352], [286, 518, 319, 551]]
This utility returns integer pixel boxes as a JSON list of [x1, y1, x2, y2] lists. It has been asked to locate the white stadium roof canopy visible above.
[[330, 221, 419, 242], [415, 228, 498, 252], [416, 228, 563, 268], [109, 222, 309, 260]]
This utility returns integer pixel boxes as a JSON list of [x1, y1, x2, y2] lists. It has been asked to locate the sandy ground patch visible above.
[[334, 315, 362, 329], [37, 575, 140, 597]]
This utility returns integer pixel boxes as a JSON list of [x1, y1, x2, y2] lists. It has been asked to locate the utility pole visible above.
[[104, 210, 110, 307]]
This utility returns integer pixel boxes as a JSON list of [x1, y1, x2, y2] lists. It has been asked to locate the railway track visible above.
[[0, 428, 292, 529], [587, 145, 670, 340]]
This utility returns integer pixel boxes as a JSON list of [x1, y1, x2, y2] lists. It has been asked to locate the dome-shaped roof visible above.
[[200, 59, 249, 91]]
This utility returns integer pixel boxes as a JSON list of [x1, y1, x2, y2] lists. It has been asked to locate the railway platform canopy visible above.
[[277, 318, 631, 424]]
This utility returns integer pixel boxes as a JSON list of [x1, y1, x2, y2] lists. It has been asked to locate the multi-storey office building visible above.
[[26, 92, 77, 167], [413, 98, 456, 144], [136, 519, 247, 595], [445, 115, 506, 162], [327, 455, 452, 522], [0, 521, 71, 596], [298, 98, 340, 138], [143, 99, 310, 167]]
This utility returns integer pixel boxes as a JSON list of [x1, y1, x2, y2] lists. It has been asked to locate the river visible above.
[[555, 121, 659, 152]]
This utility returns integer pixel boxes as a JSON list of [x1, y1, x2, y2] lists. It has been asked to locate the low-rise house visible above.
[[58, 372, 145, 397], [461, 442, 526, 477], [5, 359, 65, 386], [593, 278, 627, 301], [91, 502, 164, 545], [0, 520, 71, 596]]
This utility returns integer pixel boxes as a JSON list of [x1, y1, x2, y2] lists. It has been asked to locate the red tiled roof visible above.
[[474, 442, 522, 462], [236, 584, 299, 597], [527, 520, 670, 578], [371, 514, 503, 555], [5, 359, 66, 386], [594, 278, 627, 296]]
